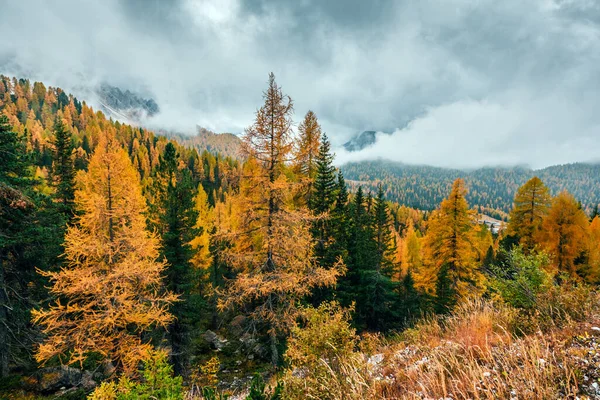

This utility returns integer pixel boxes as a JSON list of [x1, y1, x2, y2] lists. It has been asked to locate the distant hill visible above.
[[341, 160, 600, 220], [168, 127, 242, 160]]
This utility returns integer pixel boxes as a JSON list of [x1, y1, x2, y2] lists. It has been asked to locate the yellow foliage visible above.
[[422, 179, 485, 297], [537, 191, 590, 277], [508, 176, 551, 251], [32, 134, 176, 375]]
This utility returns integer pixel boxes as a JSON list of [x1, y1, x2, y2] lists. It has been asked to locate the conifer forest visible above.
[[2, 2, 600, 399]]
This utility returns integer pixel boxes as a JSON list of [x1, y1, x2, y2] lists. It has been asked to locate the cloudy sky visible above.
[[1, 0, 599, 168]]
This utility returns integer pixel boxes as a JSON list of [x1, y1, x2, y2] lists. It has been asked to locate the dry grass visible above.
[[284, 295, 600, 400]]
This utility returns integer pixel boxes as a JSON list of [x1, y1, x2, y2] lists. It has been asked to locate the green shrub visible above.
[[88, 350, 183, 400]]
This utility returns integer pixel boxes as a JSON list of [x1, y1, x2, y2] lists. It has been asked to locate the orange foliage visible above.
[[32, 135, 176, 375]]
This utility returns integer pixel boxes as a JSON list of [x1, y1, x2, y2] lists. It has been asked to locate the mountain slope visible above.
[[341, 160, 600, 219]]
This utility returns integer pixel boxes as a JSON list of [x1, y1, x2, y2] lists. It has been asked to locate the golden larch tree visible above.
[[32, 135, 176, 375], [585, 216, 600, 283], [423, 179, 485, 298], [537, 191, 589, 277], [400, 220, 423, 278], [293, 110, 322, 180], [219, 74, 341, 366], [508, 176, 551, 251], [189, 183, 214, 271]]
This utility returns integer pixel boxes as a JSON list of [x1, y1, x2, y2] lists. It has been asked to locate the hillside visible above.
[[2, 74, 600, 400], [168, 126, 242, 160], [341, 160, 600, 219]]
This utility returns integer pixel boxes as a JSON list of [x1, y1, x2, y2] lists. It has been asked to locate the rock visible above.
[[239, 333, 267, 359], [203, 329, 228, 350], [36, 365, 85, 394]]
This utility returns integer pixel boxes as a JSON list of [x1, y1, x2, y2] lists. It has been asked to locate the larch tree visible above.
[[294, 110, 322, 203], [585, 216, 600, 283], [537, 191, 589, 278], [507, 177, 551, 251], [32, 135, 176, 376], [51, 117, 75, 214], [219, 74, 341, 366], [423, 179, 484, 309]]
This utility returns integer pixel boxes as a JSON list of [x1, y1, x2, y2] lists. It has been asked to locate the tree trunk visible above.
[[270, 331, 279, 367]]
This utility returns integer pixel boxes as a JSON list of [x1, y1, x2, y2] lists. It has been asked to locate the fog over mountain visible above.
[[1, 0, 599, 168]]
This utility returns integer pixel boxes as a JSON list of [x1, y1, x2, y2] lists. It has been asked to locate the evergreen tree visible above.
[[435, 263, 456, 314], [149, 142, 202, 376], [398, 270, 425, 325], [362, 186, 402, 331], [51, 117, 75, 214], [0, 115, 63, 377], [309, 134, 338, 264]]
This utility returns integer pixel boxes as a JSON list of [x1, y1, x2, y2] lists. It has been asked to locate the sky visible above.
[[1, 0, 599, 169]]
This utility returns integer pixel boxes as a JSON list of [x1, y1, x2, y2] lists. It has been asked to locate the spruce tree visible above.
[[150, 142, 202, 376], [399, 270, 424, 326], [362, 186, 402, 331], [309, 134, 338, 265], [0, 116, 64, 377], [51, 117, 75, 214], [435, 263, 456, 314]]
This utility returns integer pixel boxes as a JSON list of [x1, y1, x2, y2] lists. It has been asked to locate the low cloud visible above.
[[1, 0, 599, 167]]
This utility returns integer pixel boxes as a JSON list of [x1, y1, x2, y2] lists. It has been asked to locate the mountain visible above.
[[167, 127, 242, 160], [95, 83, 159, 123], [341, 159, 600, 220], [343, 130, 378, 151]]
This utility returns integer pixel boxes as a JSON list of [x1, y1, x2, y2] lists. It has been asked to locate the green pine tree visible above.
[[0, 115, 63, 377], [51, 117, 75, 214], [149, 142, 203, 376], [435, 263, 457, 314], [309, 134, 338, 264]]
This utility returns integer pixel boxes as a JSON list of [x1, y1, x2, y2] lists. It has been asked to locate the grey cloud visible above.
[[0, 0, 598, 167]]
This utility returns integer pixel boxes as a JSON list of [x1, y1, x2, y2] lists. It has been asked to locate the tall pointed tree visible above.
[[537, 191, 589, 278], [423, 179, 484, 309], [294, 110, 321, 180], [507, 177, 551, 251], [362, 185, 402, 331], [148, 142, 200, 376], [309, 134, 338, 265], [219, 74, 340, 366], [294, 110, 322, 204], [33, 136, 176, 375], [0, 116, 64, 378], [51, 117, 75, 214]]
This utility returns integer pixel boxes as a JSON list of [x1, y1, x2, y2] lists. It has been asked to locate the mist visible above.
[[1, 0, 599, 168]]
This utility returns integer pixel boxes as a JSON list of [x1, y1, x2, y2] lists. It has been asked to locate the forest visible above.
[[2, 73, 600, 399], [342, 160, 600, 220]]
